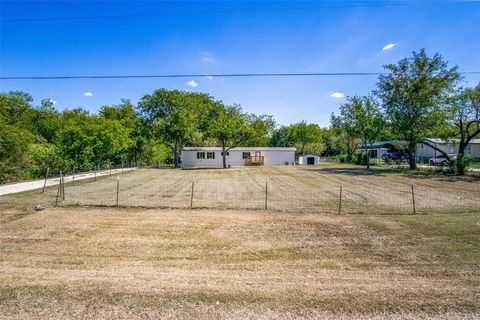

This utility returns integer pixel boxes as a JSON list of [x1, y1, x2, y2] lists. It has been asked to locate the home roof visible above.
[[365, 138, 480, 149], [426, 138, 480, 144], [360, 140, 407, 149], [182, 147, 297, 152]]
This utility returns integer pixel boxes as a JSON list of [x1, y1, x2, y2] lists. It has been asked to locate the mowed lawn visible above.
[[1, 164, 480, 319]]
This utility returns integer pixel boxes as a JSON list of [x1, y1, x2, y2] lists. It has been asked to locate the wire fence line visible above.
[[51, 168, 480, 215]]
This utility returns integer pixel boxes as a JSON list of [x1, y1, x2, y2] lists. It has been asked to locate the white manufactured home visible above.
[[182, 147, 296, 167]]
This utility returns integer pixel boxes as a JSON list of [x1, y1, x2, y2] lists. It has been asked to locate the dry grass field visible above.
[[3, 163, 478, 214], [1, 163, 479, 319]]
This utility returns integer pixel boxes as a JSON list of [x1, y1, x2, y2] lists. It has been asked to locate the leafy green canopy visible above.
[[376, 49, 461, 169]]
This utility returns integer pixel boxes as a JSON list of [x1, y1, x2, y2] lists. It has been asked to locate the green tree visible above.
[[243, 114, 276, 147], [26, 142, 63, 179], [376, 49, 461, 169], [330, 113, 360, 161], [270, 126, 294, 147], [289, 121, 323, 155], [208, 104, 248, 168], [450, 85, 480, 174], [138, 89, 204, 168], [0, 121, 32, 182], [100, 99, 143, 165], [336, 96, 385, 169], [0, 92, 36, 182], [320, 127, 345, 157], [57, 109, 132, 170]]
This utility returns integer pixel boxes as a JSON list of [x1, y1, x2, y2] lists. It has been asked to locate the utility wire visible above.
[[2, 72, 480, 80], [2, 0, 479, 23]]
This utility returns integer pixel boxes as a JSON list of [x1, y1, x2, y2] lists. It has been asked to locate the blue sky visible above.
[[1, 1, 479, 127]]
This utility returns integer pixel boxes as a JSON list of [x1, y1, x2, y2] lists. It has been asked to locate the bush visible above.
[[452, 154, 471, 175], [26, 142, 64, 179], [354, 152, 368, 165]]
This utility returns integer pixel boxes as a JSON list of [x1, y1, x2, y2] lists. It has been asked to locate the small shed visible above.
[[298, 154, 320, 165]]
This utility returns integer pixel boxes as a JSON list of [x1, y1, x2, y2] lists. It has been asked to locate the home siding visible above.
[[182, 149, 295, 167], [263, 151, 295, 165], [469, 144, 480, 161], [416, 142, 480, 162]]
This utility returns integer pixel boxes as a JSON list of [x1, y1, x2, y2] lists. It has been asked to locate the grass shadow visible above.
[[303, 165, 480, 182]]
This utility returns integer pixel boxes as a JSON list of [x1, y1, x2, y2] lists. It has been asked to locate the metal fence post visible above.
[[338, 185, 343, 214], [411, 182, 416, 214], [54, 173, 61, 207], [62, 172, 65, 200], [264, 180, 268, 210], [116, 175, 120, 206], [72, 166, 75, 186], [42, 166, 49, 193], [190, 181, 195, 209]]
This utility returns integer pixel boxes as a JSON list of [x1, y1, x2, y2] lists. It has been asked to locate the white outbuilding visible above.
[[182, 147, 296, 167], [298, 154, 320, 165]]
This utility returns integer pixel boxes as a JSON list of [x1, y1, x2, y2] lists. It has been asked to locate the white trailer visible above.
[[182, 147, 296, 167]]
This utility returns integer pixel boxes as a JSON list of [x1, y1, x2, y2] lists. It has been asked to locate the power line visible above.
[[1, 71, 479, 80], [2, 0, 478, 23]]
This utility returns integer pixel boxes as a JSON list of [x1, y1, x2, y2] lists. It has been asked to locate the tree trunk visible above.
[[178, 142, 184, 168], [173, 141, 179, 168], [457, 140, 467, 175], [222, 141, 227, 169], [364, 139, 370, 170], [408, 140, 417, 170]]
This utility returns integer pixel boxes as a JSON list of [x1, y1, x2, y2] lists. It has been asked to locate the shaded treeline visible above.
[[0, 88, 333, 182]]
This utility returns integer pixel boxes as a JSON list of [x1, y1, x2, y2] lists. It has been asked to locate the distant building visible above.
[[359, 141, 407, 159], [362, 139, 480, 163], [417, 138, 480, 162], [298, 154, 320, 165], [182, 147, 296, 167]]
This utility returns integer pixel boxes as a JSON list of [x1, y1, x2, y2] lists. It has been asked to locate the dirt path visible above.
[[0, 168, 136, 196]]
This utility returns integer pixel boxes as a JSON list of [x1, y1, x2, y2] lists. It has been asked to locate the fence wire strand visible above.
[[58, 168, 480, 214]]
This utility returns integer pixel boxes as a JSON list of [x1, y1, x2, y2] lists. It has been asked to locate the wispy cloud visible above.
[[205, 75, 214, 80], [83, 91, 93, 97], [186, 80, 198, 87], [330, 92, 345, 99], [382, 43, 396, 51], [201, 52, 215, 63]]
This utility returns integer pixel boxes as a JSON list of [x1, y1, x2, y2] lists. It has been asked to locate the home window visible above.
[[221, 151, 229, 156], [207, 152, 215, 159], [242, 152, 251, 159], [196, 152, 205, 159]]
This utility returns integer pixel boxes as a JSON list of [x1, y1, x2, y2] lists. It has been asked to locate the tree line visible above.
[[331, 49, 479, 174], [1, 49, 479, 183], [0, 88, 328, 183]]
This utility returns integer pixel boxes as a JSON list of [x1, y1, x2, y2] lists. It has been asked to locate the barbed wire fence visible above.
[[52, 167, 480, 215]]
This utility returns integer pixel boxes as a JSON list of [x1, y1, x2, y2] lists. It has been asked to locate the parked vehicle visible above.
[[381, 151, 399, 160], [429, 154, 457, 166], [382, 151, 409, 163]]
